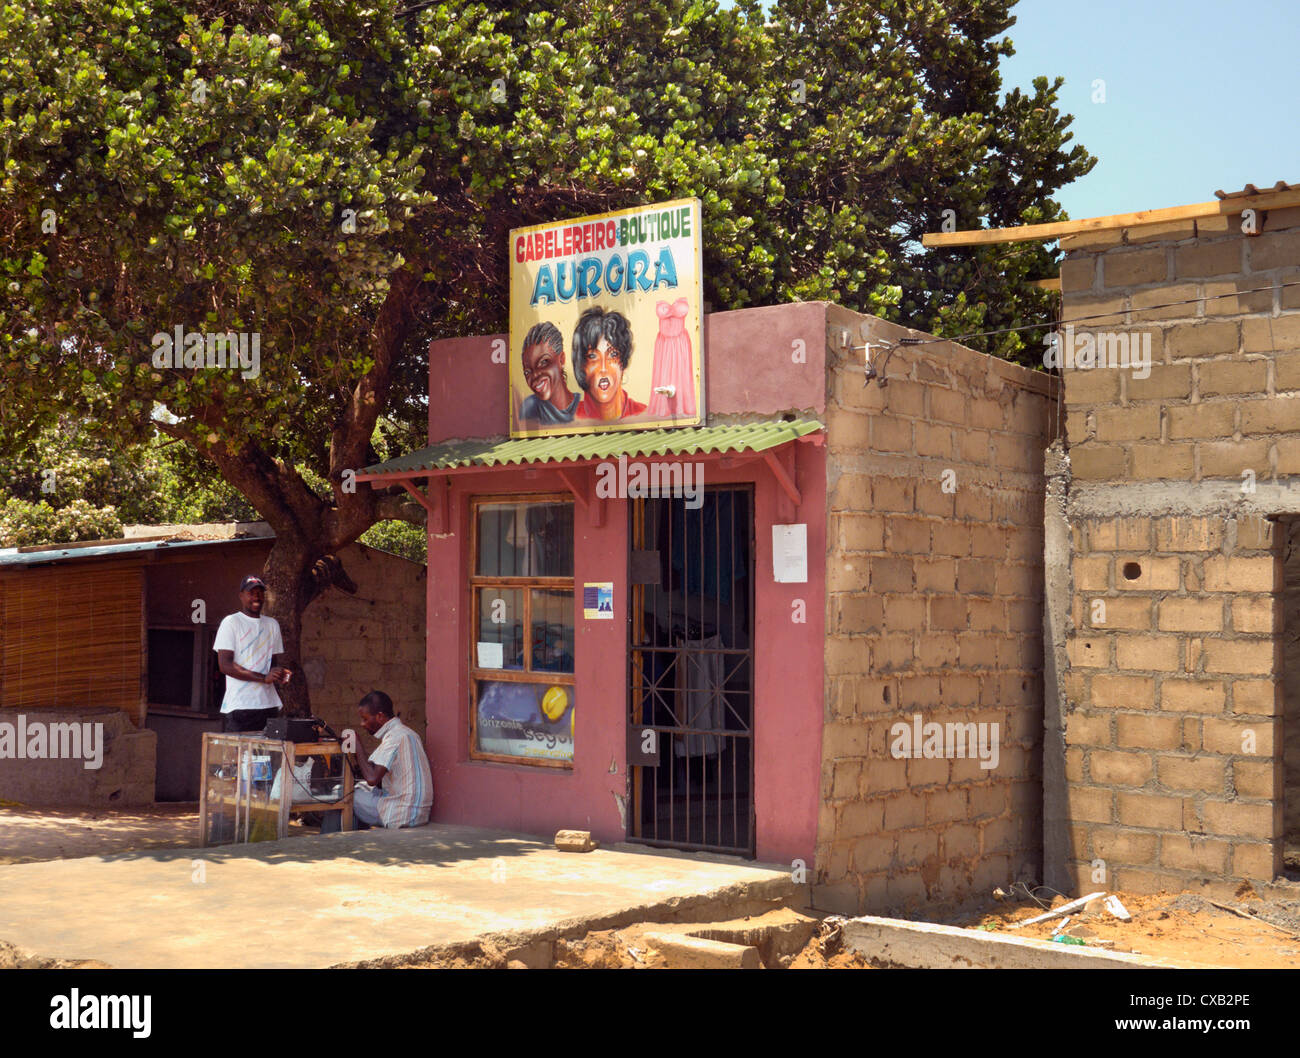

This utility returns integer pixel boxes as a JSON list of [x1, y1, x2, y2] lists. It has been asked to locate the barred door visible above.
[[627, 487, 755, 856]]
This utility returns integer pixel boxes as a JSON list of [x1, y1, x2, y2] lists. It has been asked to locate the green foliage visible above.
[[0, 0, 1092, 553], [0, 497, 122, 547], [0, 417, 254, 545], [359, 520, 427, 564]]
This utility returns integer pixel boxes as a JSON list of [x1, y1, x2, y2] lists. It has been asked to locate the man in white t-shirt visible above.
[[212, 575, 292, 733]]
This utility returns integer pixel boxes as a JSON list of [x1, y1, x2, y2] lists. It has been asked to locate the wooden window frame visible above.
[[469, 493, 576, 769]]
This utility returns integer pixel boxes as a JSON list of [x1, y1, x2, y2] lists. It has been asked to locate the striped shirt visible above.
[[368, 716, 433, 828]]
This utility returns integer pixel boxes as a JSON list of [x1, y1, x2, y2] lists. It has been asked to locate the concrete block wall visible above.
[[0, 707, 157, 806], [300, 543, 427, 750], [815, 303, 1060, 915], [1054, 202, 1300, 891]]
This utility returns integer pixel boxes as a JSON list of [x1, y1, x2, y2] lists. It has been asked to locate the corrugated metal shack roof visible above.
[[357, 419, 825, 481]]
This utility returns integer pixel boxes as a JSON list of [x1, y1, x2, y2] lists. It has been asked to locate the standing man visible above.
[[213, 574, 292, 733], [351, 690, 432, 829]]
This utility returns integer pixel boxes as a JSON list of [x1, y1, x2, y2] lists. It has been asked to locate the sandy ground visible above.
[[0, 823, 795, 969], [0, 804, 203, 864], [0, 803, 326, 864], [946, 886, 1300, 968]]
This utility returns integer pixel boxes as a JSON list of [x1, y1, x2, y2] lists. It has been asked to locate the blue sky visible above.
[[1000, 0, 1300, 220]]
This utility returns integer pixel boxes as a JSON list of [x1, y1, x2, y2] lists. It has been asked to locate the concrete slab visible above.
[[0, 823, 796, 969], [843, 915, 1205, 969]]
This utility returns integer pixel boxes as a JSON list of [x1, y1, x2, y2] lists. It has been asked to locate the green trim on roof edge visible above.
[[359, 419, 824, 478]]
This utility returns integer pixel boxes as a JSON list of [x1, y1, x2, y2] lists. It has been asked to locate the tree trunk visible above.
[[262, 535, 317, 716]]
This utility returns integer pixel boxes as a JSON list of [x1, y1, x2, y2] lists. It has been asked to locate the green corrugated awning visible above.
[[358, 419, 823, 480]]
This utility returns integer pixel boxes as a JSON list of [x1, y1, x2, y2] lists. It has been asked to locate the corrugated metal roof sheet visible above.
[[359, 419, 824, 478], [0, 535, 263, 569]]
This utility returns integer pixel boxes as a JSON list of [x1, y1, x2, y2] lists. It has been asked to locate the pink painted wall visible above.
[[427, 302, 828, 443], [422, 302, 830, 866]]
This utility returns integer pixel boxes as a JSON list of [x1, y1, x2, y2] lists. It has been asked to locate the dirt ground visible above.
[[0, 803, 322, 864], [945, 885, 1300, 968]]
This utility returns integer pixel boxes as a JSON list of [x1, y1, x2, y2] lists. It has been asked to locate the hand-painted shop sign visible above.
[[509, 198, 705, 438]]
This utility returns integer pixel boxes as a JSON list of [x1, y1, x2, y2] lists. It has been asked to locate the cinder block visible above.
[[1241, 314, 1300, 354], [1202, 555, 1279, 592], [1130, 443, 1195, 479], [914, 423, 954, 459], [1090, 750, 1154, 786], [1115, 634, 1181, 672], [1274, 352, 1300, 391], [1277, 437, 1300, 475], [1197, 359, 1268, 396], [914, 558, 956, 591], [870, 557, 915, 594], [1231, 596, 1277, 634], [1165, 321, 1240, 360], [840, 513, 886, 551], [1159, 754, 1227, 793], [1069, 445, 1128, 480], [1061, 256, 1098, 293], [1127, 363, 1191, 401], [1066, 711, 1112, 747], [1202, 800, 1274, 841], [1129, 283, 1200, 322], [1103, 249, 1167, 288], [1174, 240, 1243, 279], [1232, 679, 1281, 717], [1128, 221, 1197, 245], [1202, 716, 1274, 755], [1230, 842, 1279, 881], [1241, 396, 1300, 435], [1248, 229, 1300, 272], [1066, 785, 1114, 824], [1063, 369, 1121, 406], [871, 477, 915, 513], [1117, 791, 1183, 829], [1095, 406, 1161, 442], [1199, 439, 1270, 478], [1168, 402, 1235, 439], [1087, 594, 1151, 630], [1091, 826, 1159, 864], [1116, 714, 1184, 751], [1089, 673, 1155, 709], [1157, 597, 1223, 632], [929, 387, 968, 426], [1160, 679, 1225, 713], [1161, 834, 1230, 874], [1232, 759, 1280, 800], [871, 416, 914, 453]]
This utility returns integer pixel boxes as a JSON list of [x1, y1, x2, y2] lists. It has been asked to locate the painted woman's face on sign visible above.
[[582, 336, 624, 406], [522, 341, 565, 405]]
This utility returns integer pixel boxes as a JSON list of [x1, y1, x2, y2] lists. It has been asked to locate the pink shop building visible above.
[[358, 293, 1056, 915]]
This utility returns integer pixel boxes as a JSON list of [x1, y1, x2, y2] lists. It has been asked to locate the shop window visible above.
[[470, 496, 576, 767]]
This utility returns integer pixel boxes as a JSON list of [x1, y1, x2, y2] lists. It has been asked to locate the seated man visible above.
[[350, 690, 433, 829]]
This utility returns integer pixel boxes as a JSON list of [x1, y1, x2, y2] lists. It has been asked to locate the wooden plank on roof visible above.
[[921, 188, 1300, 248]]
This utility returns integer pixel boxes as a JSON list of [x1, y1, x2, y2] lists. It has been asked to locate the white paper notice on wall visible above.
[[772, 524, 808, 583], [476, 642, 504, 669]]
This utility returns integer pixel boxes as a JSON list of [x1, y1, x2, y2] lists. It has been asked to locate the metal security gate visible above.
[[627, 486, 755, 856]]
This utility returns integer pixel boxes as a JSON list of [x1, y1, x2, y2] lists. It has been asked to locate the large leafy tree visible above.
[[0, 0, 1092, 710]]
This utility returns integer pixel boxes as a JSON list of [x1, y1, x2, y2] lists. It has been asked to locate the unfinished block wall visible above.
[[1054, 203, 1300, 892], [815, 303, 1059, 915]]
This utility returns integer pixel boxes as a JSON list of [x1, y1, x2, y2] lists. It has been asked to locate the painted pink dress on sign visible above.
[[646, 298, 696, 418]]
